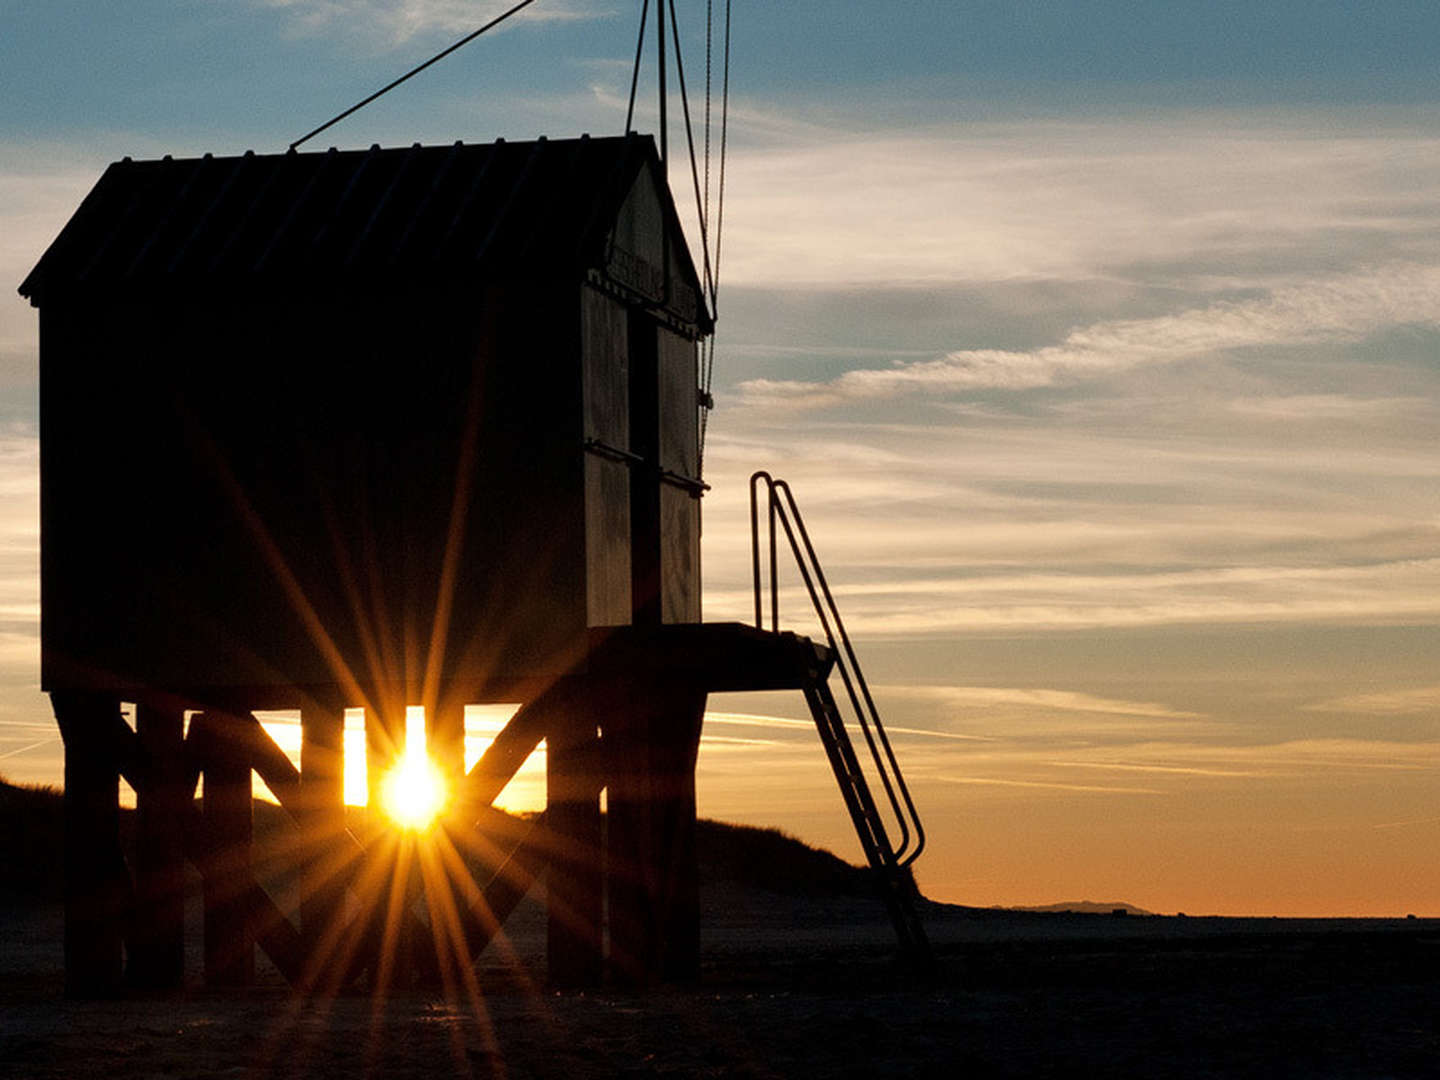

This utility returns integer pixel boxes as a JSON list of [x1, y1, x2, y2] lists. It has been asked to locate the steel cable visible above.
[[625, 0, 652, 134], [289, 0, 543, 151]]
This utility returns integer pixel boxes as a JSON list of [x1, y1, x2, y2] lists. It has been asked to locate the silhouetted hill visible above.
[[1005, 900, 1154, 916], [0, 775, 66, 902], [696, 819, 878, 898]]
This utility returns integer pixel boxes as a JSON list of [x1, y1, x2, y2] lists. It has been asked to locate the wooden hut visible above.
[[20, 134, 753, 994]]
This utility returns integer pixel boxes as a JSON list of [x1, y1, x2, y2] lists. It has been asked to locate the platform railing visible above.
[[749, 471, 925, 868]]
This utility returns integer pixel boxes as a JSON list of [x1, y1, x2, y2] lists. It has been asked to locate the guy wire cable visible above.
[[289, 0, 543, 151], [625, 0, 652, 134], [698, 0, 731, 474], [669, 0, 714, 299]]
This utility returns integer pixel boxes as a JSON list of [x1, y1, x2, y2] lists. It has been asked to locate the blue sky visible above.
[[4, 1, 1440, 914]]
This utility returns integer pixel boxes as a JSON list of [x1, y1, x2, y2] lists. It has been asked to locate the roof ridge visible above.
[[17, 133, 709, 333]]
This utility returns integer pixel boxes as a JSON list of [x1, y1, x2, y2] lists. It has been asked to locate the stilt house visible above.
[[21, 133, 926, 997]]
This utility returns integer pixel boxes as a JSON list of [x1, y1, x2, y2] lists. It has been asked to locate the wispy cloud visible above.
[[909, 739, 1440, 820], [703, 711, 813, 731], [878, 685, 1202, 721], [1104, 738, 1440, 774], [1372, 816, 1440, 830], [719, 117, 1440, 290], [1227, 394, 1431, 422], [707, 558, 1440, 635], [1047, 760, 1264, 778], [1306, 685, 1440, 716], [704, 708, 994, 743], [0, 435, 37, 638], [739, 264, 1440, 405], [937, 775, 1163, 795], [1, 156, 102, 366], [699, 734, 781, 748], [261, 0, 609, 45]]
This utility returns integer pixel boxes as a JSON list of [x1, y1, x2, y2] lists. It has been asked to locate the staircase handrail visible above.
[[749, 470, 926, 867]]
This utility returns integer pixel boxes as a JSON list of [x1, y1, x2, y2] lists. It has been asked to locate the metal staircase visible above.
[[750, 472, 931, 964]]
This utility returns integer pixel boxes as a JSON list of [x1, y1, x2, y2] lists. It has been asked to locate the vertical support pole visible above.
[[364, 704, 404, 817], [422, 696, 468, 985], [300, 701, 346, 959], [52, 692, 127, 997], [605, 678, 706, 985], [130, 699, 186, 989], [197, 711, 255, 987], [603, 680, 650, 985], [653, 683, 706, 983], [427, 699, 466, 790], [361, 701, 415, 988], [545, 683, 604, 988]]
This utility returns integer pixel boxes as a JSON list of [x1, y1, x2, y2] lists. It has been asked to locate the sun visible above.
[[379, 752, 449, 831]]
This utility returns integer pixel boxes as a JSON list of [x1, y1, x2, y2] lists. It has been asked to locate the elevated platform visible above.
[[48, 620, 882, 996], [584, 621, 833, 692]]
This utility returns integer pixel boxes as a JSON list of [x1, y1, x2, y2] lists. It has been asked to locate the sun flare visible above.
[[379, 752, 449, 831]]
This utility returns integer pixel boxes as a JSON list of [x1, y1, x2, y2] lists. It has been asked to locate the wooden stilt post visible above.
[[364, 704, 404, 818], [196, 711, 255, 987], [362, 701, 410, 987], [424, 697, 467, 987], [130, 700, 187, 989], [606, 678, 707, 985], [652, 684, 707, 984], [427, 699, 466, 789], [545, 683, 604, 989], [300, 701, 346, 966], [603, 679, 654, 986], [52, 692, 127, 997]]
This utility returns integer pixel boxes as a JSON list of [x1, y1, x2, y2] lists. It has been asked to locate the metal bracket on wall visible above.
[[583, 438, 710, 498], [660, 468, 709, 498], [583, 437, 646, 467]]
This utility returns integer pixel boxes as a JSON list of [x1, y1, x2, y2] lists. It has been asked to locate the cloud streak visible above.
[[719, 117, 1440, 290], [707, 558, 1440, 635], [740, 264, 1440, 405], [1306, 685, 1440, 716], [260, 0, 607, 44], [704, 709, 992, 742], [938, 775, 1164, 795], [878, 685, 1201, 721]]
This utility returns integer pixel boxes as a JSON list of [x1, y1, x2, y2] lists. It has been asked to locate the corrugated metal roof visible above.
[[19, 134, 707, 323]]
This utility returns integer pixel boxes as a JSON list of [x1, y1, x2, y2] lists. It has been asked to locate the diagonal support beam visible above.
[[180, 789, 306, 985], [219, 710, 442, 987], [448, 812, 550, 963], [450, 679, 608, 974], [457, 686, 555, 814]]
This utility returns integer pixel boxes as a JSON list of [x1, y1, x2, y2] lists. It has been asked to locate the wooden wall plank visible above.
[[660, 485, 701, 625], [657, 326, 701, 625], [580, 285, 632, 630]]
